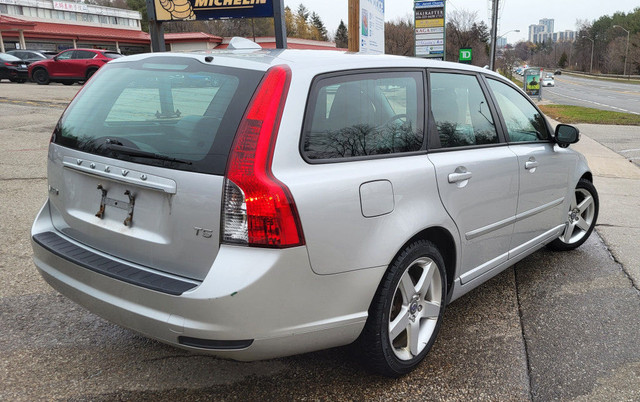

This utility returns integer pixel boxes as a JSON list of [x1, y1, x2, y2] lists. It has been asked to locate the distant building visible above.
[[0, 0, 146, 53], [497, 37, 507, 48], [539, 18, 554, 35], [528, 18, 575, 44], [528, 23, 546, 42]]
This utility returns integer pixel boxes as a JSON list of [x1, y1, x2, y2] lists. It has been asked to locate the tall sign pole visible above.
[[146, 0, 166, 52], [489, 0, 499, 70], [273, 0, 287, 49], [348, 0, 360, 52]]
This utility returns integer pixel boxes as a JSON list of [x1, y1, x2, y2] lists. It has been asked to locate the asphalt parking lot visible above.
[[1, 82, 640, 401]]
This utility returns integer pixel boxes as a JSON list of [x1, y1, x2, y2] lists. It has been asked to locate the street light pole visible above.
[[489, 0, 499, 70], [613, 25, 630, 77], [582, 36, 594, 74]]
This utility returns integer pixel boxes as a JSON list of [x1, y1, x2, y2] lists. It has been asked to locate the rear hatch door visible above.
[[47, 55, 264, 280]]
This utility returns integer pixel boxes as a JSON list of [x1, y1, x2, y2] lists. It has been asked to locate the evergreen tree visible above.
[[311, 12, 328, 41], [295, 4, 311, 38], [558, 51, 568, 68], [335, 20, 348, 48]]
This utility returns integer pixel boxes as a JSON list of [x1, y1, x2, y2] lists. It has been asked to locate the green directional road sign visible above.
[[459, 48, 472, 63]]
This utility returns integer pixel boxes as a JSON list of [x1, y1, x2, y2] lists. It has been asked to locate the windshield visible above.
[[52, 57, 263, 175]]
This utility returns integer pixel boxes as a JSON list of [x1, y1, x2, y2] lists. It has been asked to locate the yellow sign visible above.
[[154, 0, 195, 20], [416, 18, 444, 28], [153, 0, 270, 21]]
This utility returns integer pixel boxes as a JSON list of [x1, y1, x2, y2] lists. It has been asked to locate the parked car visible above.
[[28, 48, 123, 85], [555, 69, 562, 75], [6, 49, 55, 64], [542, 73, 555, 87], [0, 52, 28, 83], [31, 48, 598, 377]]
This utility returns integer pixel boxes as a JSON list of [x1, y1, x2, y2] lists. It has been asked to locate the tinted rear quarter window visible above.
[[53, 58, 263, 175], [302, 71, 424, 160], [429, 72, 499, 149]]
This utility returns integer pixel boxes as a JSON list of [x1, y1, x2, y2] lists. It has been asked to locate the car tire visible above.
[[359, 239, 447, 377], [86, 68, 98, 80], [33, 68, 50, 85], [62, 81, 74, 86], [548, 179, 599, 251]]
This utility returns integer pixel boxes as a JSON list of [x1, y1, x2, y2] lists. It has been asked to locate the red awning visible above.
[[0, 17, 149, 44], [0, 15, 37, 31]]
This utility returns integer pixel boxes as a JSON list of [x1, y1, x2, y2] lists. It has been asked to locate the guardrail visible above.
[[556, 69, 640, 82]]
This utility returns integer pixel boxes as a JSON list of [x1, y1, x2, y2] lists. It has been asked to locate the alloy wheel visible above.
[[388, 256, 442, 360]]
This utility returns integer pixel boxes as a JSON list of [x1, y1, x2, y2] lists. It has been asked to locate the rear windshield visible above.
[[0, 53, 21, 62], [52, 57, 263, 175], [104, 52, 124, 59]]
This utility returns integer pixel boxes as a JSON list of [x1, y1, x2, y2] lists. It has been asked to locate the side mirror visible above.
[[555, 124, 580, 148]]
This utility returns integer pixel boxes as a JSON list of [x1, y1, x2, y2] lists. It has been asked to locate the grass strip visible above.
[[539, 104, 640, 125]]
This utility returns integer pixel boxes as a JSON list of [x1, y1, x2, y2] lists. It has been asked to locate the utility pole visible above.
[[489, 0, 499, 70], [348, 0, 359, 52]]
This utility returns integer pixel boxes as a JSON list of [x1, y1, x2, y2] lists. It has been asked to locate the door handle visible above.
[[525, 160, 539, 170], [448, 171, 473, 183]]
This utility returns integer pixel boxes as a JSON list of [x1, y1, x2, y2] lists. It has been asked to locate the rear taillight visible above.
[[4, 62, 12, 66], [222, 65, 305, 248]]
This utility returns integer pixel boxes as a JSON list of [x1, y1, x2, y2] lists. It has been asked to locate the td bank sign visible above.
[[459, 48, 472, 64]]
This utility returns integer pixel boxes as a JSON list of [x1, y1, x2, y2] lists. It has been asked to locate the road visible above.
[[1, 82, 640, 401], [542, 74, 640, 115]]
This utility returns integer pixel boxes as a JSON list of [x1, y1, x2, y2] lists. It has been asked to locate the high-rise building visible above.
[[528, 24, 545, 42], [528, 18, 575, 43], [539, 18, 554, 35]]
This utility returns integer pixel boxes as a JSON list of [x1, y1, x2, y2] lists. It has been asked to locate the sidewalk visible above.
[[554, 120, 640, 289]]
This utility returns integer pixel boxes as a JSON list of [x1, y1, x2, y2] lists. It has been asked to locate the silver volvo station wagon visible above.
[[31, 47, 599, 377]]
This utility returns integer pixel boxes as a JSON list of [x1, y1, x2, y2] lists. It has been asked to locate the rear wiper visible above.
[[106, 143, 192, 165]]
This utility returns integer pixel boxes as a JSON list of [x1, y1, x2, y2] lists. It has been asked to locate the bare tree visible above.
[[385, 16, 414, 56], [445, 10, 489, 66]]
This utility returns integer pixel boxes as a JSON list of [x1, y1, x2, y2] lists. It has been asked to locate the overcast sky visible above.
[[284, 0, 639, 44]]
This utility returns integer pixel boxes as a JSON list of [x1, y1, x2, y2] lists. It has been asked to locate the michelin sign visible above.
[[153, 0, 273, 21]]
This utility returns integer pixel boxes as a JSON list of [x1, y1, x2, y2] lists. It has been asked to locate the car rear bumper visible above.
[[31, 199, 384, 360], [5, 68, 27, 79]]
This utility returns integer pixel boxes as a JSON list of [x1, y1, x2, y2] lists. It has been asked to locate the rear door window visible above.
[[429, 72, 499, 149], [302, 71, 424, 160], [53, 58, 263, 175]]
